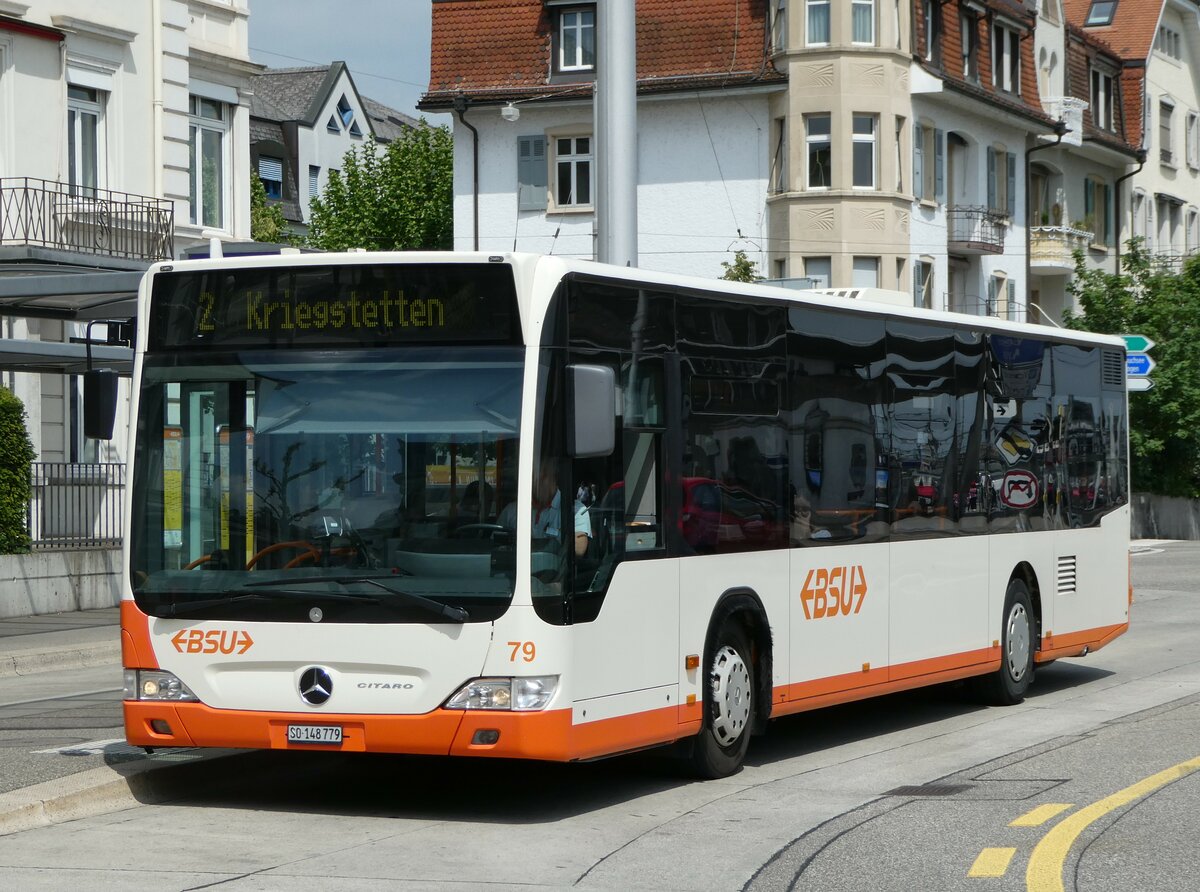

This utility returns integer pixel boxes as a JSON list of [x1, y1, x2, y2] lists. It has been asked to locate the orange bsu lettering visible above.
[[171, 629, 255, 655], [800, 566, 868, 620]]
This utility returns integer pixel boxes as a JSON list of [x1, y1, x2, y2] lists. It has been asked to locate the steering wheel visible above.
[[183, 554, 213, 570], [454, 523, 508, 539], [283, 545, 356, 569]]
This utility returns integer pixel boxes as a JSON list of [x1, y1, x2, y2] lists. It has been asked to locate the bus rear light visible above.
[[445, 676, 559, 711], [124, 669, 198, 702]]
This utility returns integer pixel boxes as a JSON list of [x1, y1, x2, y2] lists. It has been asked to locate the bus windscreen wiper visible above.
[[159, 586, 380, 618], [241, 574, 471, 622]]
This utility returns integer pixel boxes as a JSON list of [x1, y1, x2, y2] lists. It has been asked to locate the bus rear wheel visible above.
[[689, 622, 754, 779], [973, 578, 1035, 705]]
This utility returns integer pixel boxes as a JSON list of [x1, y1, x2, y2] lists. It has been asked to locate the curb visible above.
[[0, 640, 121, 679], [0, 749, 242, 837]]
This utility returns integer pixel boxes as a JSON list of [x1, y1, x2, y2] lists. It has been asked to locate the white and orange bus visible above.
[[111, 252, 1130, 777]]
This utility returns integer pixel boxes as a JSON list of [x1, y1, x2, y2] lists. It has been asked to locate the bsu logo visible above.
[[800, 566, 868, 620], [171, 629, 255, 655]]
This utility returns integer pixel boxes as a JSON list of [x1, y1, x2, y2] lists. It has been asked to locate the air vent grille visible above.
[[1102, 350, 1125, 390], [1057, 555, 1077, 594]]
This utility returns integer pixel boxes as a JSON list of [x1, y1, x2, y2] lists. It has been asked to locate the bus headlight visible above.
[[444, 676, 559, 711], [123, 669, 198, 702]]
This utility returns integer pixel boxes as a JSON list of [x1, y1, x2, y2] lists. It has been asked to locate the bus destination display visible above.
[[148, 262, 519, 350]]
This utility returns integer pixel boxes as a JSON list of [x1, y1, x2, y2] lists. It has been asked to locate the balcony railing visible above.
[[27, 462, 125, 550], [946, 292, 1026, 322], [0, 177, 173, 261], [1030, 225, 1094, 273], [947, 206, 1006, 254]]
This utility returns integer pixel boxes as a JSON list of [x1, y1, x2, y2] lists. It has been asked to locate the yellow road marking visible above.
[[1010, 803, 1073, 827], [1027, 755, 1200, 892], [969, 847, 1017, 878]]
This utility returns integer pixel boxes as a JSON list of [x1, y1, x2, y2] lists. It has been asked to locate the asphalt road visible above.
[[0, 540, 1197, 890]]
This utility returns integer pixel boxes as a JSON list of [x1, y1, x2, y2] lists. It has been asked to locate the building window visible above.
[[552, 133, 592, 209], [913, 123, 943, 202], [1090, 69, 1113, 131], [772, 117, 788, 193], [851, 0, 875, 45], [806, 114, 831, 189], [67, 85, 103, 196], [1187, 208, 1199, 254], [852, 256, 879, 288], [189, 94, 228, 229], [1155, 25, 1181, 60], [1085, 1, 1117, 26], [309, 165, 320, 197], [334, 95, 362, 137], [1187, 112, 1199, 170], [517, 134, 548, 210], [806, 0, 830, 46], [922, 0, 943, 64], [1041, 0, 1060, 24], [914, 258, 933, 309], [805, 256, 831, 287], [556, 7, 596, 72], [992, 24, 1020, 94], [772, 0, 787, 52], [852, 114, 877, 189], [1132, 189, 1146, 240], [894, 116, 905, 192], [987, 146, 1016, 216], [257, 155, 283, 200], [1160, 100, 1175, 165], [961, 12, 979, 81], [1083, 176, 1112, 246]]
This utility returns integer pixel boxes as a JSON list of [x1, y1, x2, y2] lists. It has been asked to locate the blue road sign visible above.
[[1126, 353, 1156, 377]]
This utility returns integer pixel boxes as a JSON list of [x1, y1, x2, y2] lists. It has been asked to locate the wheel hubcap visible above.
[[710, 644, 751, 746], [1006, 603, 1030, 682]]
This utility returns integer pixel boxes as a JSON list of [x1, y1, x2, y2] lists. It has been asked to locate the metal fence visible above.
[[27, 462, 126, 550], [0, 177, 174, 261]]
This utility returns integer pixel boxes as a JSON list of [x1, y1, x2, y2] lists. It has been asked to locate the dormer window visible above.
[[555, 6, 595, 74], [1090, 68, 1114, 131], [1085, 1, 1117, 26], [992, 23, 1020, 95]]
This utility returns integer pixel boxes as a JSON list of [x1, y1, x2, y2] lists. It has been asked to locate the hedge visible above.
[[0, 387, 35, 553]]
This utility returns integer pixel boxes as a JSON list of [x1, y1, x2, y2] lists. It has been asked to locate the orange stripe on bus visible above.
[[1036, 622, 1128, 662], [121, 599, 158, 669]]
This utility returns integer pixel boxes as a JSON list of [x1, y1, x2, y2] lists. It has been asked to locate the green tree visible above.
[[0, 387, 35, 553], [720, 250, 762, 283], [250, 171, 290, 244], [1065, 240, 1200, 496], [306, 122, 453, 251]]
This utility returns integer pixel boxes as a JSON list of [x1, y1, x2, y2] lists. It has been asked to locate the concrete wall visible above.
[[1132, 492, 1200, 540], [0, 550, 120, 619]]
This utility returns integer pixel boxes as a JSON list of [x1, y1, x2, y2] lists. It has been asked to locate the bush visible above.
[[0, 387, 35, 553]]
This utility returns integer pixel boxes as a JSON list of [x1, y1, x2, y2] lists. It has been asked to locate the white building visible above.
[[0, 0, 258, 470]]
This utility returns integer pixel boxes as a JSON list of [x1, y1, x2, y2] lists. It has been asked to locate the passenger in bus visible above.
[[499, 459, 592, 557]]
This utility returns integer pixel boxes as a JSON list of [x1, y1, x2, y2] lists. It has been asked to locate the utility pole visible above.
[[595, 0, 637, 267]]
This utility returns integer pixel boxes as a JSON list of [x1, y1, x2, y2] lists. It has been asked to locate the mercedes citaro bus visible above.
[[102, 252, 1130, 778]]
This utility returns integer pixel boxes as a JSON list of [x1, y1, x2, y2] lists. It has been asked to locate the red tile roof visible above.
[[421, 0, 781, 109], [1062, 0, 1163, 60]]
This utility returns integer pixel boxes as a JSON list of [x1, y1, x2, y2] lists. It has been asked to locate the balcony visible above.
[[947, 206, 1006, 254], [1030, 225, 1094, 274], [0, 177, 173, 262]]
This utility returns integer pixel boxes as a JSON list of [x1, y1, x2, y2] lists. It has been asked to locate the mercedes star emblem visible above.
[[299, 666, 333, 705]]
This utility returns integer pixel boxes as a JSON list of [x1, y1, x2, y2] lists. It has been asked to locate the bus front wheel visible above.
[[974, 578, 1035, 705], [690, 621, 754, 779]]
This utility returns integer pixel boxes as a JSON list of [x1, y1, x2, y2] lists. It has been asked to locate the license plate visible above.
[[287, 724, 342, 745]]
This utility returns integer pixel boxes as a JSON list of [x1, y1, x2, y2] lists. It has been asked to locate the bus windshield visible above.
[[129, 346, 523, 623]]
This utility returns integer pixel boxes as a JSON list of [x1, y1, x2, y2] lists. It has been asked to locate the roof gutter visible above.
[[452, 96, 479, 251]]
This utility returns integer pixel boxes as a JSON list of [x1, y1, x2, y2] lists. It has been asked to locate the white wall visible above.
[[453, 93, 772, 279], [295, 70, 376, 222]]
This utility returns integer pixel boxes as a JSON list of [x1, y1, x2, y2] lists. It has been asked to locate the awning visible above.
[[0, 270, 142, 321], [0, 339, 132, 375]]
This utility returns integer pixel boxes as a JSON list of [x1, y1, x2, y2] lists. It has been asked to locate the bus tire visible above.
[[689, 620, 755, 779], [974, 578, 1035, 705]]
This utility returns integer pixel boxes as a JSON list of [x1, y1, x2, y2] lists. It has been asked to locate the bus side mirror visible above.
[[83, 369, 118, 440], [568, 364, 615, 458]]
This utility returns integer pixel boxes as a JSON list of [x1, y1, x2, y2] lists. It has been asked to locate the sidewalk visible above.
[[0, 607, 120, 678]]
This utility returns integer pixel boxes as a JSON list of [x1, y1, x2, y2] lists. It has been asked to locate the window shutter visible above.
[[1007, 280, 1017, 319], [517, 135, 548, 211], [1084, 177, 1094, 223], [1006, 152, 1016, 215], [1104, 183, 1113, 243], [913, 123, 924, 200], [987, 147, 996, 211], [935, 129, 945, 201], [258, 156, 283, 182]]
